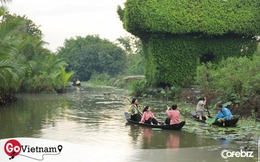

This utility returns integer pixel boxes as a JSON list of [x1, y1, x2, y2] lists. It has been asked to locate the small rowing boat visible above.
[[212, 117, 239, 127], [190, 110, 212, 123], [190, 110, 239, 127], [124, 112, 185, 130]]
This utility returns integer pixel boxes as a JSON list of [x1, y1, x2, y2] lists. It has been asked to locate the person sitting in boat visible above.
[[215, 103, 233, 121], [140, 106, 159, 125], [196, 97, 208, 120], [128, 98, 141, 122], [165, 104, 180, 125], [75, 79, 81, 85]]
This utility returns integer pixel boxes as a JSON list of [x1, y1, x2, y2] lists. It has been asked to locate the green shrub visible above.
[[22, 73, 53, 93], [142, 35, 257, 86], [88, 72, 111, 85], [196, 54, 260, 102], [128, 79, 147, 96]]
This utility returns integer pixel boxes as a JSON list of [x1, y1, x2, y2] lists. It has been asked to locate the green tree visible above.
[[0, 7, 25, 96], [51, 66, 74, 93], [0, 8, 71, 94], [118, 0, 260, 86], [57, 35, 127, 81], [115, 36, 144, 75]]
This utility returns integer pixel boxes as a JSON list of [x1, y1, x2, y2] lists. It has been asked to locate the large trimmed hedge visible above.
[[143, 35, 257, 86], [121, 0, 260, 36], [118, 0, 260, 86]]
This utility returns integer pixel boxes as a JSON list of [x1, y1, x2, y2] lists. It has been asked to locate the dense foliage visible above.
[[115, 36, 144, 75], [57, 35, 127, 81], [118, 0, 260, 86], [196, 51, 260, 115], [119, 0, 260, 37], [143, 35, 257, 86], [0, 8, 73, 101]]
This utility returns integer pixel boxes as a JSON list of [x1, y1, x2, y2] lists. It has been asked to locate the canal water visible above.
[[0, 85, 258, 162]]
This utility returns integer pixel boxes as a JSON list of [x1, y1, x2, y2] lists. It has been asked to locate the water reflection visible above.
[[141, 127, 153, 149], [128, 124, 139, 145], [0, 85, 257, 162], [125, 123, 219, 149], [167, 132, 180, 148], [0, 94, 59, 138]]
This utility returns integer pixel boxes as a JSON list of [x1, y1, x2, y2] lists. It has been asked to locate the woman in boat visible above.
[[165, 104, 180, 125], [215, 103, 233, 121], [196, 97, 208, 120], [140, 106, 159, 125], [128, 98, 141, 122]]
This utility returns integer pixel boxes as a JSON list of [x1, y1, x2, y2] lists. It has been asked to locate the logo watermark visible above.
[[220, 149, 254, 159], [4, 139, 63, 160]]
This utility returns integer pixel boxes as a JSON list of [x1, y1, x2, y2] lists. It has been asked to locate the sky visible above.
[[6, 0, 129, 52]]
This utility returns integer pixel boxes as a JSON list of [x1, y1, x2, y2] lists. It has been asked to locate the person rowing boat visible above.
[[128, 98, 142, 122]]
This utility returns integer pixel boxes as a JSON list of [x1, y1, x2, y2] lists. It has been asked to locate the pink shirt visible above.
[[141, 111, 156, 122], [166, 110, 180, 124]]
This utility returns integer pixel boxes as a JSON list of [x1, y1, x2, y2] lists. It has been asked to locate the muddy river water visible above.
[[0, 85, 258, 161]]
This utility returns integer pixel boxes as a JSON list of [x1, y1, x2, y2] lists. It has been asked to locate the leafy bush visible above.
[[196, 54, 260, 110], [128, 79, 147, 96], [124, 54, 144, 75], [142, 35, 257, 86], [200, 55, 260, 96], [22, 73, 53, 93], [88, 72, 111, 85], [128, 78, 182, 101]]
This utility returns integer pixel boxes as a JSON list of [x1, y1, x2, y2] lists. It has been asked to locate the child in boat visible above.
[[215, 103, 233, 121], [196, 97, 208, 120], [165, 104, 180, 125], [128, 98, 141, 122], [140, 106, 159, 125]]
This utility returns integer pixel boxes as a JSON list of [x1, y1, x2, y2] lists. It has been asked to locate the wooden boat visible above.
[[212, 117, 239, 127], [72, 82, 81, 86], [124, 112, 185, 130], [72, 79, 81, 86], [190, 110, 212, 123], [190, 110, 239, 127]]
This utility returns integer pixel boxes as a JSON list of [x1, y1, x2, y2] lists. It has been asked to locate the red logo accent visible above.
[[4, 139, 21, 157]]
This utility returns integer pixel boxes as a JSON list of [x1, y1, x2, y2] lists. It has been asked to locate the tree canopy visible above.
[[57, 35, 127, 81], [119, 0, 260, 37], [0, 8, 73, 97]]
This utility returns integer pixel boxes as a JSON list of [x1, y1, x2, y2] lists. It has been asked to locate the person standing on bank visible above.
[[165, 104, 180, 125], [196, 97, 208, 120], [140, 106, 159, 125], [128, 98, 141, 122], [215, 103, 233, 121]]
